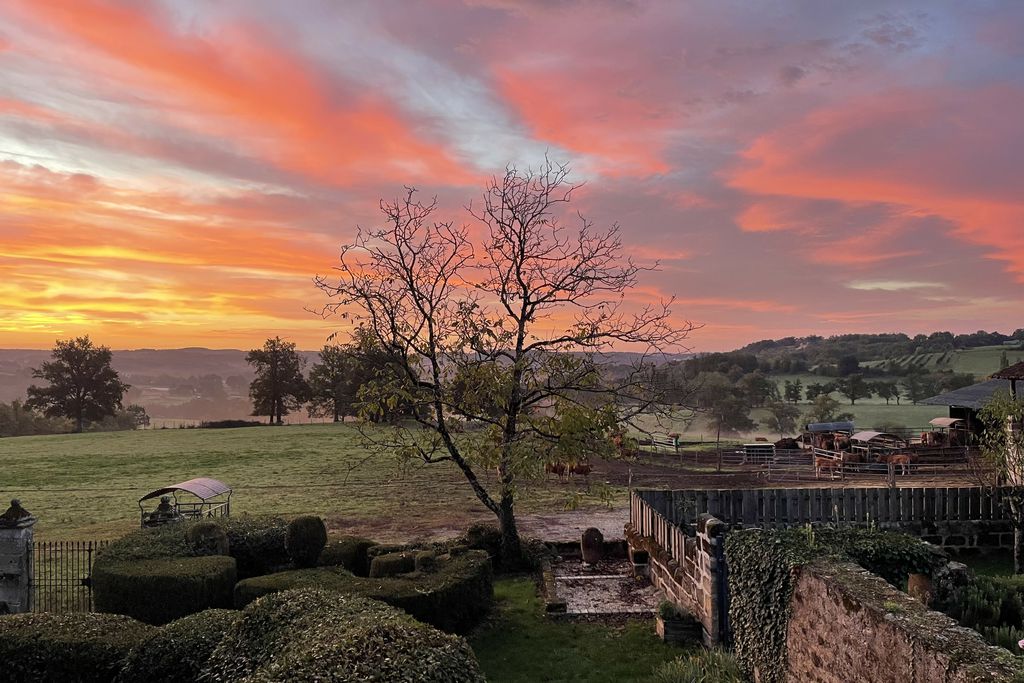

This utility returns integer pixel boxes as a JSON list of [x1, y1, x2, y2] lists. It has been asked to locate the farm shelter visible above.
[[920, 378, 1013, 431]]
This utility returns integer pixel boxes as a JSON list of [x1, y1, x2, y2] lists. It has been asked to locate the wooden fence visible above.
[[634, 486, 1010, 529], [630, 489, 690, 564]]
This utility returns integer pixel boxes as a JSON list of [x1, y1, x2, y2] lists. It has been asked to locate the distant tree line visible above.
[[1, 336, 148, 437]]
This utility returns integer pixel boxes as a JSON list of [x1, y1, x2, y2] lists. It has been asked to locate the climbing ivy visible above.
[[724, 527, 945, 683]]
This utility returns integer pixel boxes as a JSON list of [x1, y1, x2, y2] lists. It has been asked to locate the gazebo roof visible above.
[[139, 477, 231, 503]]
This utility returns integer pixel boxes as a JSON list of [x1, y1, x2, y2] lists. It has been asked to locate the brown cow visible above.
[[569, 462, 593, 478], [814, 455, 841, 480], [544, 462, 567, 480], [877, 452, 913, 475], [834, 435, 852, 451]]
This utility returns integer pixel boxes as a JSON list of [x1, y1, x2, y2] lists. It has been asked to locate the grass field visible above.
[[0, 423, 606, 541], [859, 345, 1023, 375], [470, 578, 680, 682]]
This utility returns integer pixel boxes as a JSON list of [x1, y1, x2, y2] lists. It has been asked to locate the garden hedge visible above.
[[203, 588, 485, 682], [95, 515, 289, 579], [117, 608, 238, 683], [0, 612, 155, 683], [318, 535, 377, 574], [93, 555, 237, 625], [234, 549, 493, 633], [285, 515, 327, 568], [369, 549, 418, 577]]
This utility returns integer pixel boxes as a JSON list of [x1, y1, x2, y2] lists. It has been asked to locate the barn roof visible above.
[[851, 431, 905, 443], [919, 379, 1012, 411], [806, 421, 855, 433], [929, 417, 964, 428], [992, 361, 1024, 381], [138, 477, 232, 503]]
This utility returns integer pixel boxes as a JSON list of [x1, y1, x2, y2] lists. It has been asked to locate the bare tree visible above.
[[314, 160, 693, 565]]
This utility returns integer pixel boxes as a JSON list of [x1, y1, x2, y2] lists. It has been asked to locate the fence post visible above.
[[0, 500, 37, 614]]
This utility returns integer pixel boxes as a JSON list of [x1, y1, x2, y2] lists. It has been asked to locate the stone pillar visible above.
[[0, 500, 37, 614]]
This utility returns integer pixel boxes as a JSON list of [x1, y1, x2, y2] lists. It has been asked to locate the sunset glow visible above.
[[1, 1, 1021, 350]]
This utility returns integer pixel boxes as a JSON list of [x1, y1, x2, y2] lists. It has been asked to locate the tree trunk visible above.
[[1016, 524, 1022, 575], [497, 486, 523, 569], [333, 404, 340, 422], [75, 414, 84, 433]]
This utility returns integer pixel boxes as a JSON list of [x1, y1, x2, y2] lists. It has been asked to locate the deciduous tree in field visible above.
[[836, 373, 871, 405], [247, 337, 309, 425], [764, 400, 800, 437], [314, 160, 692, 566], [25, 336, 129, 433]]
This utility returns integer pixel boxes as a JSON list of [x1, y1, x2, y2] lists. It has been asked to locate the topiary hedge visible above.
[[318, 535, 377, 574], [369, 549, 418, 577], [285, 515, 327, 568], [234, 549, 493, 633], [0, 612, 155, 683], [93, 555, 237, 625], [217, 515, 290, 578], [202, 588, 485, 682], [117, 608, 238, 683]]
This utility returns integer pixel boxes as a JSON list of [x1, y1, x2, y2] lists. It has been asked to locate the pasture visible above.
[[0, 424, 611, 541]]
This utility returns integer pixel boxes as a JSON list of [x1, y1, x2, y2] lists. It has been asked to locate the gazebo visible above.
[[138, 477, 232, 527]]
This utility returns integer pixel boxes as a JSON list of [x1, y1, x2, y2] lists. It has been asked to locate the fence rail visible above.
[[32, 540, 107, 613], [630, 489, 689, 565], [634, 486, 1009, 529]]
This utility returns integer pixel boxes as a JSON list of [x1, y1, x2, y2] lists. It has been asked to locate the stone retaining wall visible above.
[[625, 513, 726, 645], [783, 560, 1023, 682]]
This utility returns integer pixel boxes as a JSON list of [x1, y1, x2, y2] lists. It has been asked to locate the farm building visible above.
[[919, 378, 1014, 429]]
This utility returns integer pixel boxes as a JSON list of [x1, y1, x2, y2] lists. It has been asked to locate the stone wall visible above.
[[881, 519, 1013, 552], [784, 560, 1022, 683], [626, 513, 725, 645]]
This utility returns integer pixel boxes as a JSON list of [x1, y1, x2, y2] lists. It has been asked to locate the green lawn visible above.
[[0, 424, 603, 541], [471, 578, 682, 682]]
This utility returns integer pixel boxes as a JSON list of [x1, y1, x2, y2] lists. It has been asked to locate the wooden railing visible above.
[[631, 489, 689, 564], [634, 486, 1010, 528]]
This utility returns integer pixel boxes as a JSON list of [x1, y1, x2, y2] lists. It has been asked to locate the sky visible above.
[[0, 0, 1021, 352]]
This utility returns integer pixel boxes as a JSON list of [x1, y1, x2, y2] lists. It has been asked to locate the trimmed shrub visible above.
[[218, 516, 289, 578], [234, 550, 493, 633], [460, 523, 502, 558], [652, 649, 745, 683], [285, 515, 327, 568], [117, 608, 238, 683], [186, 521, 230, 556], [203, 588, 484, 682], [94, 555, 237, 625], [96, 523, 194, 565], [0, 612, 154, 683], [369, 550, 418, 577], [416, 549, 438, 572], [318, 535, 377, 575], [581, 527, 604, 564]]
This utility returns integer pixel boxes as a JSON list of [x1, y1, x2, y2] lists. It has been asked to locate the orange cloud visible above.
[[494, 67, 672, 177], [7, 0, 471, 187], [729, 85, 1024, 279]]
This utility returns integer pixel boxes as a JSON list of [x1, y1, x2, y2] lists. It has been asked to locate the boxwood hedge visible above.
[[234, 549, 493, 633], [202, 588, 484, 682], [318, 535, 377, 575], [93, 555, 237, 625], [117, 609, 238, 683], [0, 612, 155, 683]]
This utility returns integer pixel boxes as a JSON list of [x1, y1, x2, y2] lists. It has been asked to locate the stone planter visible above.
[[656, 614, 701, 645]]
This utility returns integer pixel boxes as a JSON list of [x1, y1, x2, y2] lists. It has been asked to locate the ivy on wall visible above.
[[724, 527, 946, 683]]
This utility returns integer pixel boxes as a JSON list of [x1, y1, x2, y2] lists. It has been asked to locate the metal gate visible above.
[[32, 540, 108, 613]]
